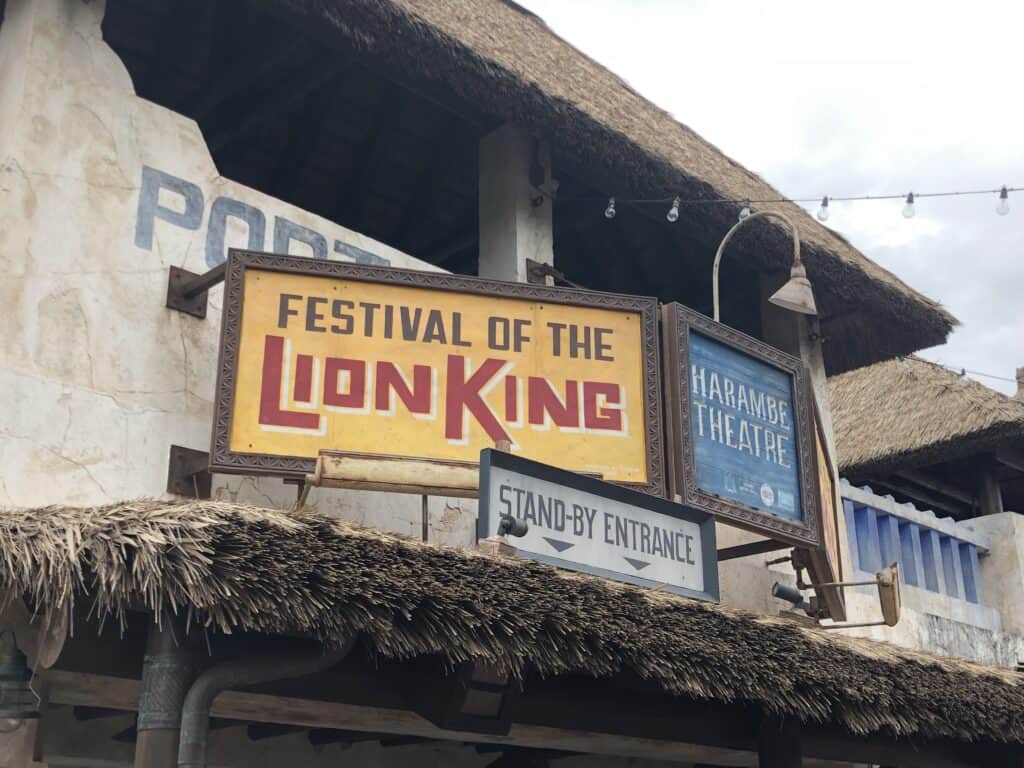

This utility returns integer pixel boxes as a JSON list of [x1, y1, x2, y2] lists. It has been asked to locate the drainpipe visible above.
[[135, 612, 193, 768], [177, 635, 356, 768]]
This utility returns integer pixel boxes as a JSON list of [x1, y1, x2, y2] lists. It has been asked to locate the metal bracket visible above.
[[167, 445, 212, 499], [717, 539, 791, 562], [525, 259, 582, 288], [165, 264, 227, 319]]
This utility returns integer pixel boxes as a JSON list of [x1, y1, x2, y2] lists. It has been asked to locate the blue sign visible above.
[[689, 330, 802, 522]]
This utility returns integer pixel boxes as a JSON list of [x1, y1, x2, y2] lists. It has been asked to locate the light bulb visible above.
[[738, 199, 751, 221], [604, 197, 616, 219], [666, 197, 680, 223], [997, 186, 1010, 216], [816, 195, 829, 222], [902, 192, 915, 219]]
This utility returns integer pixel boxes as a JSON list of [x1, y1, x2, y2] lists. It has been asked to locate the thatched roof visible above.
[[5, 499, 1024, 744], [830, 356, 1024, 476], [262, 0, 955, 372]]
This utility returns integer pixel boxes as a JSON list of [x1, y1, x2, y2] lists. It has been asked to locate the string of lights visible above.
[[596, 185, 1022, 222], [936, 363, 1020, 385]]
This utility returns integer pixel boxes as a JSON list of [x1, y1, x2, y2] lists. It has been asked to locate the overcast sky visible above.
[[518, 0, 1023, 393]]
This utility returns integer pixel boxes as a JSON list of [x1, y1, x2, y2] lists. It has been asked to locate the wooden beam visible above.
[[332, 80, 407, 226], [757, 716, 801, 768], [137, 0, 216, 106], [421, 224, 478, 267], [247, 723, 305, 741], [43, 670, 979, 768], [996, 449, 1024, 475], [870, 476, 972, 519], [895, 469, 976, 506], [393, 115, 463, 250], [43, 670, 759, 766], [190, 39, 305, 120], [204, 59, 346, 153], [267, 71, 346, 199], [314, 452, 479, 498]]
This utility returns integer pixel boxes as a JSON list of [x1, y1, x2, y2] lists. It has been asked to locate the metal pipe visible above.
[[179, 263, 226, 299], [177, 636, 355, 768], [712, 210, 801, 322], [135, 613, 192, 768]]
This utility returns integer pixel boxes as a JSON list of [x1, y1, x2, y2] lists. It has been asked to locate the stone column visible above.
[[478, 123, 554, 284]]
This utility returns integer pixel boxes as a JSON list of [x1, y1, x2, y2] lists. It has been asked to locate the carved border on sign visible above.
[[660, 303, 822, 549], [211, 249, 665, 496]]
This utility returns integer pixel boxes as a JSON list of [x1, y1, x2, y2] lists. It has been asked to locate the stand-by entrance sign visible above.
[[211, 250, 665, 494], [661, 304, 821, 548], [479, 449, 719, 602]]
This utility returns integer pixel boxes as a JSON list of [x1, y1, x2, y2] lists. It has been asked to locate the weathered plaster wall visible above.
[[969, 512, 1024, 638], [0, 0, 477, 545], [836, 582, 1024, 667]]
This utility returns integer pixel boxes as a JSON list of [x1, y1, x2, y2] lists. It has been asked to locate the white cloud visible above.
[[521, 0, 1024, 393]]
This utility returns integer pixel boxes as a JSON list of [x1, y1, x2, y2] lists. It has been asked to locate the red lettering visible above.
[[293, 354, 314, 403], [528, 377, 579, 428], [323, 358, 366, 409], [445, 356, 511, 443], [583, 381, 623, 431], [375, 362, 432, 415], [258, 335, 322, 430], [504, 375, 519, 423]]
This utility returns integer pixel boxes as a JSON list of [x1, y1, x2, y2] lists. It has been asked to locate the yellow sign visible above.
[[213, 252, 663, 491]]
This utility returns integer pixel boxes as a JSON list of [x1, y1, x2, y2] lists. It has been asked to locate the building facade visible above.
[[2, 1, 1020, 767]]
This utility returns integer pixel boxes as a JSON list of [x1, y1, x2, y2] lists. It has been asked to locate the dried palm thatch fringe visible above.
[[2, 500, 1023, 743], [831, 356, 1024, 476], [263, 0, 955, 372]]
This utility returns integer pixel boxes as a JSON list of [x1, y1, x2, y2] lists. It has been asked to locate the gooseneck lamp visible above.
[[712, 209, 817, 322]]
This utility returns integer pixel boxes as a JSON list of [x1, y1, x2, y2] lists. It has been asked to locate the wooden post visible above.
[[421, 495, 429, 542], [978, 464, 1004, 517], [0, 720, 43, 767], [757, 715, 802, 768]]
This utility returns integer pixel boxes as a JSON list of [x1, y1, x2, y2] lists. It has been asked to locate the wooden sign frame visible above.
[[802, 396, 847, 620], [661, 304, 822, 549], [210, 249, 666, 495], [478, 448, 719, 602]]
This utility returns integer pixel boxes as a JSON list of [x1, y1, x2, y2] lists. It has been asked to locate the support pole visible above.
[[978, 464, 1005, 517], [478, 124, 554, 284], [135, 614, 193, 768], [757, 715, 802, 768]]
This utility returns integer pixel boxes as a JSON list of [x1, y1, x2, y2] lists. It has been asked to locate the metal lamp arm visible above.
[[712, 210, 801, 322]]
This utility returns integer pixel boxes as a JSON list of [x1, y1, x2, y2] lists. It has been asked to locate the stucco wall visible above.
[[0, 0, 478, 545]]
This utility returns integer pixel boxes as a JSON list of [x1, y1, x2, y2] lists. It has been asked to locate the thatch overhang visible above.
[[5, 499, 1024, 745], [830, 356, 1024, 478], [254, 0, 957, 373]]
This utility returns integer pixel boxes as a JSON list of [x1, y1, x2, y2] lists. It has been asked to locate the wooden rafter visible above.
[[332, 79, 407, 228]]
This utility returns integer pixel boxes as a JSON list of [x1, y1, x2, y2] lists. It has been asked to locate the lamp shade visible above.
[[769, 262, 818, 316]]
